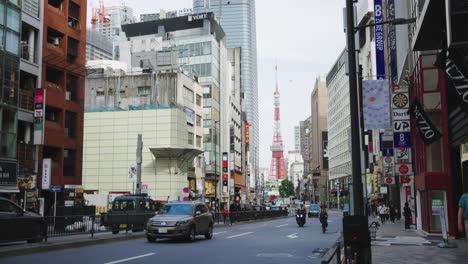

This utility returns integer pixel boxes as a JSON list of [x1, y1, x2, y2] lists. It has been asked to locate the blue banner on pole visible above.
[[388, 0, 398, 85], [374, 0, 385, 79]]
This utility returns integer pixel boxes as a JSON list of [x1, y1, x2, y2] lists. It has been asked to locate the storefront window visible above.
[[429, 190, 447, 233], [426, 112, 444, 172]]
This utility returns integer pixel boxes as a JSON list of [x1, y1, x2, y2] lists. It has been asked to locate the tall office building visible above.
[[193, 0, 259, 180]]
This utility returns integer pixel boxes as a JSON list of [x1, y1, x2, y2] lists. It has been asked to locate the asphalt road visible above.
[[1, 211, 342, 264]]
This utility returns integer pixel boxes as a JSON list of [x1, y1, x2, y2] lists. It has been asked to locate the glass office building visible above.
[[193, 0, 259, 177]]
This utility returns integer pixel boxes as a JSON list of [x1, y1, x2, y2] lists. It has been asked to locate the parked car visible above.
[[308, 204, 321, 218], [0, 197, 46, 243], [101, 195, 162, 234], [146, 202, 213, 242]]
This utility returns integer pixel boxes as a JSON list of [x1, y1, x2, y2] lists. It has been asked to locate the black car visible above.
[[101, 194, 162, 234], [0, 197, 46, 243]]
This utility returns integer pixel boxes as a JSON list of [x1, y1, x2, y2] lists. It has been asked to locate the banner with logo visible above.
[[374, 0, 385, 79], [388, 0, 398, 84], [363, 79, 391, 129], [409, 98, 442, 145]]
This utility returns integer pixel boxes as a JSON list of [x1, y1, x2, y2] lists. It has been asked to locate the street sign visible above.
[[392, 93, 409, 108], [394, 132, 411, 148], [394, 121, 410, 132], [393, 109, 410, 120], [383, 148, 394, 156], [50, 186, 61, 192], [395, 147, 412, 163], [385, 176, 395, 185], [396, 164, 412, 175]]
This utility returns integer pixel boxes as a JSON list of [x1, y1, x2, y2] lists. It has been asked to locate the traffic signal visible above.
[[223, 174, 228, 186]]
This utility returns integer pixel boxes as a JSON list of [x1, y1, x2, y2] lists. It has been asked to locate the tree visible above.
[[279, 179, 295, 198]]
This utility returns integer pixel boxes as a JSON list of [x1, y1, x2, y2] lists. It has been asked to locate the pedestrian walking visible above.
[[403, 202, 412, 229], [229, 202, 237, 225], [378, 203, 386, 224], [389, 204, 396, 223], [458, 192, 468, 238], [384, 204, 390, 221]]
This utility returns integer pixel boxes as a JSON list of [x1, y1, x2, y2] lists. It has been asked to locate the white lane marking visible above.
[[287, 233, 298, 239], [276, 224, 288, 228], [104, 253, 156, 264], [213, 231, 227, 235], [226, 232, 253, 239]]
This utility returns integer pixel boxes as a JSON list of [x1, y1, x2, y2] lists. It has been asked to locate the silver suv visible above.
[[146, 202, 213, 242]]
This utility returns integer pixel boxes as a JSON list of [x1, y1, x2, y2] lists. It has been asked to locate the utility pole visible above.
[[344, 0, 371, 262], [136, 134, 143, 195]]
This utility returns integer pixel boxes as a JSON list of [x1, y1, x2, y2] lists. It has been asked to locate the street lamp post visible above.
[[344, 1, 416, 261], [213, 120, 219, 213]]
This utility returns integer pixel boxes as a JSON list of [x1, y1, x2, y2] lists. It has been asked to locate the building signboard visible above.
[[0, 161, 17, 185], [41, 158, 51, 190]]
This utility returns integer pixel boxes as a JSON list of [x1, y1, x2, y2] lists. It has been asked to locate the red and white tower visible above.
[[269, 66, 288, 179]]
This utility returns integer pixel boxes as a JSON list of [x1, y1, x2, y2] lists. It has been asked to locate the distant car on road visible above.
[[101, 195, 162, 234], [308, 204, 321, 218], [0, 197, 46, 243], [146, 202, 213, 242]]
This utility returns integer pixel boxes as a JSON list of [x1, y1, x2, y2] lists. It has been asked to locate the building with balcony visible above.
[[83, 67, 204, 201], [38, 0, 87, 212]]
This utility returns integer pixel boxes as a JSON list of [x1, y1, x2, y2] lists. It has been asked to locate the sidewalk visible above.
[[371, 217, 468, 263]]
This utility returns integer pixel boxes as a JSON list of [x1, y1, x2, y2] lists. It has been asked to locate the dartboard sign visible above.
[[392, 93, 409, 108]]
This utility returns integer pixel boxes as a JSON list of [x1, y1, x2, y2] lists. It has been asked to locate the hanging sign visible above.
[[409, 98, 442, 145]]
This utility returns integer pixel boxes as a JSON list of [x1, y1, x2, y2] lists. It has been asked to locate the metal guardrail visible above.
[[321, 237, 343, 264], [41, 209, 290, 241]]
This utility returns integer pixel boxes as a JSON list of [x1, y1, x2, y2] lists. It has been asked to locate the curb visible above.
[[0, 215, 292, 259], [0, 233, 145, 259]]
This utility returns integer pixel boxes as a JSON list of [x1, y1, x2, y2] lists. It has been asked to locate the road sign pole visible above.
[[136, 134, 143, 195], [53, 192, 57, 229]]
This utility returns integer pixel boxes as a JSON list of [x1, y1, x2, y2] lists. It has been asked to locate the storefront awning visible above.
[[412, 0, 446, 51], [0, 185, 20, 193], [149, 147, 203, 161]]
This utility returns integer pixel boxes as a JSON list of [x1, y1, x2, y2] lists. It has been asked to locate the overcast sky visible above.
[[87, 0, 346, 169]]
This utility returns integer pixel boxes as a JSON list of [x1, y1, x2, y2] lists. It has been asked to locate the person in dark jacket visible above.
[[389, 204, 396, 223], [229, 202, 237, 225], [403, 203, 412, 229]]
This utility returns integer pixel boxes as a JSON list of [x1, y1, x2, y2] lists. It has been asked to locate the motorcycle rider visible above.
[[296, 204, 306, 226], [319, 204, 328, 232]]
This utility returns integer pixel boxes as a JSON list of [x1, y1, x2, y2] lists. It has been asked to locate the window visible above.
[[196, 135, 202, 148], [138, 86, 151, 95], [47, 27, 64, 47], [48, 0, 64, 10], [184, 86, 194, 104], [6, 7, 19, 32], [63, 149, 76, 176], [0, 109, 16, 158], [5, 30, 18, 55], [68, 2, 80, 29], [66, 74, 78, 101], [67, 37, 79, 63], [0, 3, 4, 26], [196, 94, 202, 106], [188, 132, 194, 145], [65, 111, 76, 137], [196, 114, 202, 127]]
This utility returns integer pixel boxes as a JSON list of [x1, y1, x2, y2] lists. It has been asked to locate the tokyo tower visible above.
[[269, 66, 287, 179]]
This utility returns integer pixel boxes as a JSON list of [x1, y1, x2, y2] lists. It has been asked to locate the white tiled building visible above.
[[83, 70, 204, 201], [326, 50, 351, 182]]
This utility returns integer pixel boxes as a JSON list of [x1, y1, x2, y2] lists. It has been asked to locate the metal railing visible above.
[[40, 209, 291, 241], [212, 209, 289, 225], [321, 237, 343, 264]]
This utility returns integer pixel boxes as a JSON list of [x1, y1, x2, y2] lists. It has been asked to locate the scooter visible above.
[[296, 209, 306, 227], [319, 212, 328, 233]]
